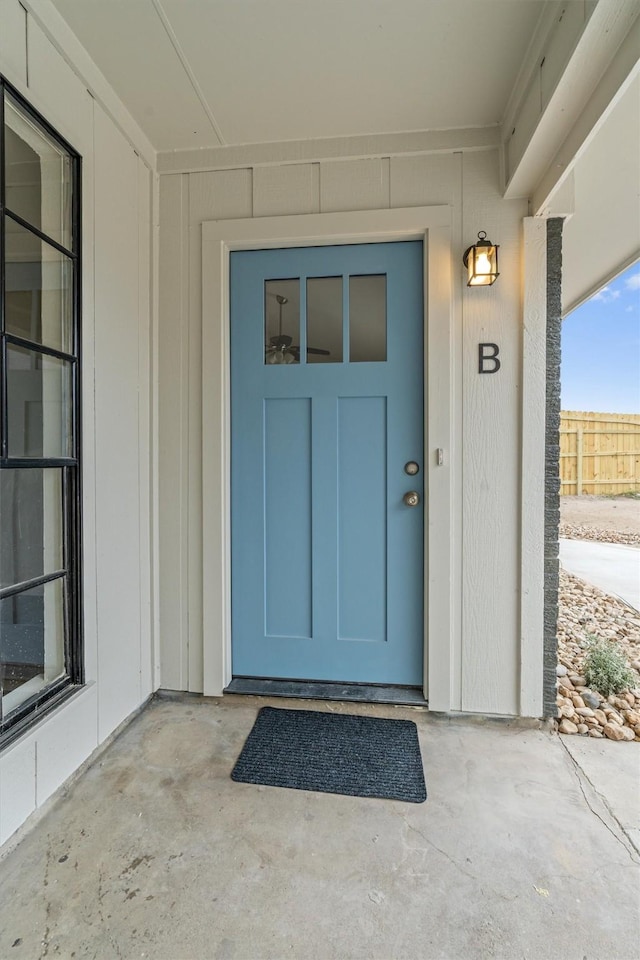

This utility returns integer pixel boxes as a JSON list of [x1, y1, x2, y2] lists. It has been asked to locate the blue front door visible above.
[[230, 241, 424, 685]]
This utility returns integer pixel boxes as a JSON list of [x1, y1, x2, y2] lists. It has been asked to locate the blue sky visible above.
[[562, 261, 640, 414]]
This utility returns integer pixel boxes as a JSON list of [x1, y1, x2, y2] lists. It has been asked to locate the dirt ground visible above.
[[560, 494, 640, 534]]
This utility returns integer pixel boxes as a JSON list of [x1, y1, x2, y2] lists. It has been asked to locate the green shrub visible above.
[[583, 637, 634, 698]]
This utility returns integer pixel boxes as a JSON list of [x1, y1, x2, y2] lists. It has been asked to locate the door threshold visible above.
[[224, 677, 428, 707]]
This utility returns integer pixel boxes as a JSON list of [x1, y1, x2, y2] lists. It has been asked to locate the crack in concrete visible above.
[[559, 738, 640, 863], [400, 817, 519, 902]]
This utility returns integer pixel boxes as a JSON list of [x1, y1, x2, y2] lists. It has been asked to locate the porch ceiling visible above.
[[50, 0, 547, 152]]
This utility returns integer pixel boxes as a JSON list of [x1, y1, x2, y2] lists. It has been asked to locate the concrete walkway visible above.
[[0, 694, 638, 960], [560, 538, 640, 610]]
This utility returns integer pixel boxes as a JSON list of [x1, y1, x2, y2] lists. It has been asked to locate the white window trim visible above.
[[201, 205, 461, 710]]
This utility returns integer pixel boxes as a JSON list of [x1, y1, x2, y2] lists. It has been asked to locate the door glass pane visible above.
[[1, 577, 66, 716], [265, 279, 300, 365], [306, 277, 342, 363], [349, 275, 387, 362], [5, 217, 73, 354], [0, 469, 64, 588], [7, 344, 73, 458], [4, 93, 73, 251]]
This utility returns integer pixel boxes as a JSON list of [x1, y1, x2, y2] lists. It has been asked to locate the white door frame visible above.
[[201, 205, 461, 710]]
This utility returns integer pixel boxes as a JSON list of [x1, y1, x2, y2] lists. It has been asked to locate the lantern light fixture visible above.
[[463, 231, 500, 286]]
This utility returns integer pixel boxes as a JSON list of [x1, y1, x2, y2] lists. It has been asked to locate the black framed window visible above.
[[0, 78, 82, 743]]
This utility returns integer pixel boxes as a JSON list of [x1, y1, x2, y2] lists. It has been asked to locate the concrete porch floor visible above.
[[0, 694, 638, 960]]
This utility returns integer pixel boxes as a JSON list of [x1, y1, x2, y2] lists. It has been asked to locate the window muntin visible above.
[[264, 273, 387, 365], [0, 79, 82, 741]]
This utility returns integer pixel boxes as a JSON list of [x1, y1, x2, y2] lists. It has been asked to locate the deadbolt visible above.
[[403, 491, 420, 507], [404, 461, 420, 476]]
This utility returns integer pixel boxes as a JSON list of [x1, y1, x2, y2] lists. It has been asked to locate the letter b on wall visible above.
[[478, 342, 501, 374]]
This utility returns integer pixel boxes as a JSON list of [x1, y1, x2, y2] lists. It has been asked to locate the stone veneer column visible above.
[[543, 218, 564, 717]]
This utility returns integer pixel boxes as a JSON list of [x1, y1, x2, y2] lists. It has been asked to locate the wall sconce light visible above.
[[463, 231, 500, 286]]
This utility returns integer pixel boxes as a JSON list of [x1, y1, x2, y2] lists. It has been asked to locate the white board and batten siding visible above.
[[460, 150, 523, 717], [0, 0, 155, 846], [159, 143, 537, 719]]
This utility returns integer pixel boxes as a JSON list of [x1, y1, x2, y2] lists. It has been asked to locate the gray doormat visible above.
[[230, 706, 427, 803]]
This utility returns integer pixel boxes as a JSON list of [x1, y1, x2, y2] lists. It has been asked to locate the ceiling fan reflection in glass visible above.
[[265, 295, 297, 364], [264, 279, 330, 365]]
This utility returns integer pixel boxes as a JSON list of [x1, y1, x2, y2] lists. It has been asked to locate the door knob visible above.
[[403, 491, 420, 507]]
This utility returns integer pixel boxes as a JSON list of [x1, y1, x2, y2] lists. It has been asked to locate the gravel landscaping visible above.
[[560, 523, 640, 546], [556, 570, 640, 740], [556, 496, 640, 741]]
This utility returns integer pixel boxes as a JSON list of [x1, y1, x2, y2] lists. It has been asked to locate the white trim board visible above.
[[158, 128, 500, 175], [201, 205, 461, 710], [520, 217, 547, 718]]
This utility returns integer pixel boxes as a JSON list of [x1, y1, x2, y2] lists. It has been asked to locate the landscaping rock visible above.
[[603, 723, 626, 741], [582, 690, 601, 710], [559, 719, 579, 735], [575, 707, 595, 718]]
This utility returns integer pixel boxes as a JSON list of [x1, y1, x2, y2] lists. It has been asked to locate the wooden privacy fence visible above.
[[560, 411, 640, 495]]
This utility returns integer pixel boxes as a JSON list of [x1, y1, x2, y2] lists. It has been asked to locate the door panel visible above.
[[231, 241, 424, 685], [264, 397, 312, 639], [338, 396, 387, 643]]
